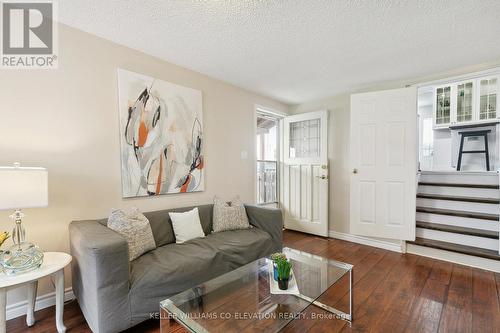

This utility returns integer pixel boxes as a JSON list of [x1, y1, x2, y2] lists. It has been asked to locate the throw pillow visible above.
[[212, 196, 250, 232], [107, 207, 156, 261], [169, 207, 206, 243]]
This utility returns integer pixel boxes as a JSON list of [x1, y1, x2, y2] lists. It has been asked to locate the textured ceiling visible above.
[[58, 0, 500, 105]]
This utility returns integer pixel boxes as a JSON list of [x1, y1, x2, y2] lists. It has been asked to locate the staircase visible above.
[[407, 171, 500, 264]]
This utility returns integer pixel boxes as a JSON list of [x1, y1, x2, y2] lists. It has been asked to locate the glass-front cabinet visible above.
[[456, 81, 474, 123], [435, 86, 451, 126], [433, 75, 499, 129], [479, 77, 497, 120]]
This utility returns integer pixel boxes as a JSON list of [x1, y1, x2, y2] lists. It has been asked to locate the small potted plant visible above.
[[276, 258, 292, 290], [270, 252, 287, 281]]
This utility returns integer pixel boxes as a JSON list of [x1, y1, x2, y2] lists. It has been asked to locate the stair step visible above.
[[416, 212, 499, 231], [418, 182, 499, 189], [408, 237, 500, 261], [416, 207, 499, 221], [417, 186, 500, 200], [416, 221, 499, 239], [416, 193, 500, 204]]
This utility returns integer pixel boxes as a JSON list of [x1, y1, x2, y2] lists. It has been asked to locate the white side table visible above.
[[0, 252, 72, 333]]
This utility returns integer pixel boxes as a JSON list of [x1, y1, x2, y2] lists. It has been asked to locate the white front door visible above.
[[350, 87, 418, 240], [282, 110, 329, 237]]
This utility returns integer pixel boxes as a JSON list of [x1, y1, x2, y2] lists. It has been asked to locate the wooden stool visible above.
[[456, 130, 491, 171]]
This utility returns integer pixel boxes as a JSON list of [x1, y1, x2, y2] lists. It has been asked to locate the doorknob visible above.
[[316, 175, 328, 180], [352, 168, 358, 174]]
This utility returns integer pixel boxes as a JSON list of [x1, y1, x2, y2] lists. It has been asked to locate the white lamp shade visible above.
[[0, 166, 48, 210]]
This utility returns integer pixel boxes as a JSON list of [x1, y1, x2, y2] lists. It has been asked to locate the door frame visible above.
[[253, 105, 287, 206]]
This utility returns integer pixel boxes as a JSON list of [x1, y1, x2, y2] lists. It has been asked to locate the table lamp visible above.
[[0, 163, 46, 274]]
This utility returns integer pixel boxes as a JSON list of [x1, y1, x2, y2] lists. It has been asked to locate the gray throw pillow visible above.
[[212, 196, 250, 232], [107, 207, 156, 261]]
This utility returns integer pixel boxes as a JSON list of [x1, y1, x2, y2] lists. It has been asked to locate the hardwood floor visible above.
[[7, 230, 500, 332]]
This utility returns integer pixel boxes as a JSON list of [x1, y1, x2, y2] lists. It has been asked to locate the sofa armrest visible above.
[[245, 205, 283, 252], [69, 220, 131, 333]]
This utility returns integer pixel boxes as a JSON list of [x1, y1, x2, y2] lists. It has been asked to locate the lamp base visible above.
[[0, 242, 43, 275], [9, 209, 26, 245]]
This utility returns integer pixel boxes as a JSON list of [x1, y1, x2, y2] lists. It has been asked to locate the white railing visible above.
[[257, 160, 277, 204]]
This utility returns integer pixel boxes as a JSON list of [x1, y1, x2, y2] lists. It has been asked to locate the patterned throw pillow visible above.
[[107, 207, 156, 261], [212, 196, 250, 232]]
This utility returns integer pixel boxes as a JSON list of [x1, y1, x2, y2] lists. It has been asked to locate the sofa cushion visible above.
[[205, 228, 274, 268], [129, 237, 225, 321], [143, 204, 214, 247], [128, 228, 274, 321]]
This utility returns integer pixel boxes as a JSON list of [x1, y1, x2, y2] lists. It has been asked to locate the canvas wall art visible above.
[[117, 69, 204, 198]]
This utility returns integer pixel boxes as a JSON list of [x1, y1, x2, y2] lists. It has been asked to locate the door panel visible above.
[[350, 88, 417, 240], [282, 110, 328, 237], [359, 181, 376, 223]]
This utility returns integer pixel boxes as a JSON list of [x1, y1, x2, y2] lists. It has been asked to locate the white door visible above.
[[350, 87, 418, 240], [282, 110, 329, 237]]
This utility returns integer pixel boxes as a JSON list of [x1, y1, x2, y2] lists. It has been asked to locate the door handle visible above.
[[352, 168, 358, 174], [316, 175, 328, 180]]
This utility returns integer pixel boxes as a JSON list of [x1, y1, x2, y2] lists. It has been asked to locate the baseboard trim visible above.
[[328, 230, 403, 253], [407, 243, 500, 273], [6, 288, 74, 321]]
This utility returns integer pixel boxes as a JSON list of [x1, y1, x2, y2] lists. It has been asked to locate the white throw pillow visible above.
[[169, 208, 206, 243], [107, 207, 156, 261], [212, 196, 250, 233]]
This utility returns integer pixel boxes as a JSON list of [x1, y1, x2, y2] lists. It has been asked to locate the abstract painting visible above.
[[117, 69, 204, 198]]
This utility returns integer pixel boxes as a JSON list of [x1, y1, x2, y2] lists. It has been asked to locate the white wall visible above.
[[0, 24, 288, 309]]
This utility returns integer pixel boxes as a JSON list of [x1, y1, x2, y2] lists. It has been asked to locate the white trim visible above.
[[6, 287, 74, 321], [328, 230, 403, 253], [254, 104, 287, 118], [407, 243, 500, 273], [254, 106, 282, 205], [253, 109, 258, 204]]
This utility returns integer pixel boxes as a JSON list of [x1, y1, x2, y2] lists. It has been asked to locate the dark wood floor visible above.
[[7, 230, 500, 332]]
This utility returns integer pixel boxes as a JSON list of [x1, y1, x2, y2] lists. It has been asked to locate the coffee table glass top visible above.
[[160, 247, 353, 333]]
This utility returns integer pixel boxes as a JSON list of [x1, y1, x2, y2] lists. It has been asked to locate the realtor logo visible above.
[[1, 1, 58, 68]]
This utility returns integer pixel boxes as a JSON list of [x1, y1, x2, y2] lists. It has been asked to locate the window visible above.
[[256, 113, 279, 205], [422, 118, 434, 157], [288, 118, 320, 158]]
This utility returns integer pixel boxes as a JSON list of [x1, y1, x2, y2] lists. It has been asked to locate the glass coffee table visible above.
[[160, 247, 353, 333]]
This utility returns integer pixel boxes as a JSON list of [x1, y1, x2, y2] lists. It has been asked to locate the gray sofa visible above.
[[69, 204, 282, 333]]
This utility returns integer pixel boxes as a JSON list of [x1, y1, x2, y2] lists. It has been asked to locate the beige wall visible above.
[[290, 60, 500, 242], [0, 24, 288, 307]]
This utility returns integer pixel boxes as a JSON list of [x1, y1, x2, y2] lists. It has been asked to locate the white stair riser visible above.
[[419, 172, 499, 185], [406, 244, 500, 273], [418, 185, 500, 199], [416, 228, 498, 251], [417, 198, 500, 214], [416, 212, 499, 231]]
